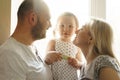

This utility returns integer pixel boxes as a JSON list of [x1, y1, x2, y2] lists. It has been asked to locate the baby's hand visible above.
[[61, 55, 70, 60], [45, 51, 62, 65], [68, 57, 81, 69]]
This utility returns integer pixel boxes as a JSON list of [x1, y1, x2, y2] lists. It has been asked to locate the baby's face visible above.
[[57, 16, 77, 40]]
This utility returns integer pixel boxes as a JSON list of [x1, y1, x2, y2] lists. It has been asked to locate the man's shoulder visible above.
[[0, 37, 17, 50], [0, 37, 23, 57]]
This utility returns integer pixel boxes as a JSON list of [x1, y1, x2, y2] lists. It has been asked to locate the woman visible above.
[[73, 18, 120, 80]]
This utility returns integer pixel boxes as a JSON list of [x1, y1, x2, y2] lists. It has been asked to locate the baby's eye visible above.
[[58, 24, 64, 28], [59, 24, 64, 27], [69, 25, 74, 28]]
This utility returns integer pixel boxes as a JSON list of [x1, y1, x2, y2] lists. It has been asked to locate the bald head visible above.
[[12, 0, 51, 44], [17, 0, 49, 22]]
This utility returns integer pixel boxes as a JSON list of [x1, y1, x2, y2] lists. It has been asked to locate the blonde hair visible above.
[[87, 18, 115, 58], [53, 12, 79, 37]]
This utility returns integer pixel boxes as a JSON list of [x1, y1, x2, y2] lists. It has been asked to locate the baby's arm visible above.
[[68, 48, 85, 69], [45, 51, 62, 65], [44, 40, 62, 65]]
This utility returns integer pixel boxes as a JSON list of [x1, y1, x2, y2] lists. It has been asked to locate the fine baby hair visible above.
[[53, 12, 79, 38]]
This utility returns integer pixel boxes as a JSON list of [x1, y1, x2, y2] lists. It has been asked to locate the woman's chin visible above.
[[73, 40, 75, 44], [73, 40, 77, 46]]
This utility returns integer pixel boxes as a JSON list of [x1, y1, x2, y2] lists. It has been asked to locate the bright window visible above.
[[106, 0, 120, 61], [11, 0, 23, 35]]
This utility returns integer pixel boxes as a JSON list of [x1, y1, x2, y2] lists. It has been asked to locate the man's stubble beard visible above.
[[31, 19, 46, 40]]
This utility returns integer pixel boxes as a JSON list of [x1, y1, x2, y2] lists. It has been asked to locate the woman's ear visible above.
[[88, 36, 93, 45], [28, 11, 37, 26]]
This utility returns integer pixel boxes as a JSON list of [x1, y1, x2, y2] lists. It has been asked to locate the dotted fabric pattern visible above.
[[51, 39, 78, 80], [94, 55, 120, 80], [80, 55, 120, 80]]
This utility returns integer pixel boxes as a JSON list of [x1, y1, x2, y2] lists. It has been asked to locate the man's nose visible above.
[[47, 21, 52, 29], [49, 21, 52, 27]]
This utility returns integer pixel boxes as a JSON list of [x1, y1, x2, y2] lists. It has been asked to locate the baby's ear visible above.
[[76, 26, 79, 30], [75, 28, 78, 33]]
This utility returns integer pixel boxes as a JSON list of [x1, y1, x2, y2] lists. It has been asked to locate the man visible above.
[[0, 0, 52, 80]]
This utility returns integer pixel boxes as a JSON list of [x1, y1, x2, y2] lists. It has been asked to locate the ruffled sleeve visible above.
[[94, 55, 120, 79]]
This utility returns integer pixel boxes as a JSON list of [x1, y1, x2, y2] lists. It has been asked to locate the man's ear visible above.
[[28, 12, 37, 26]]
